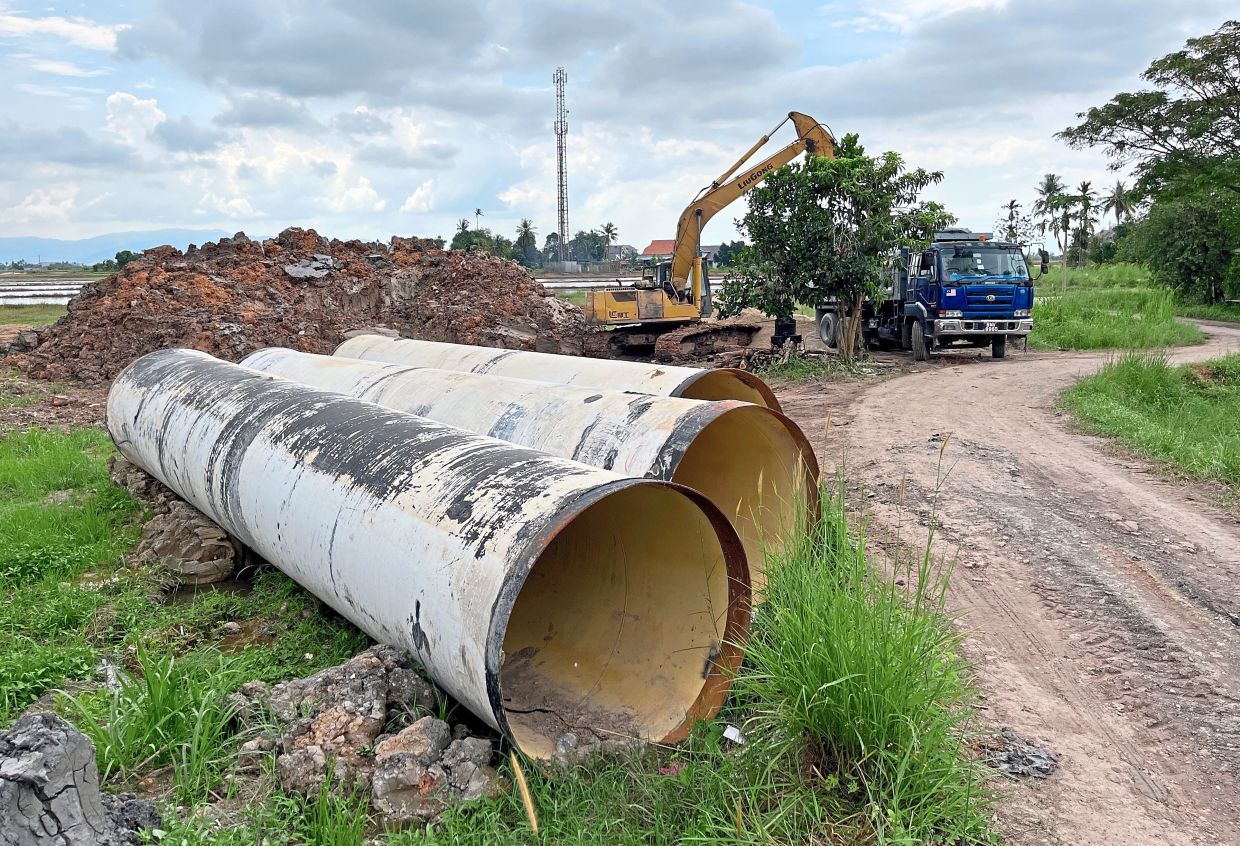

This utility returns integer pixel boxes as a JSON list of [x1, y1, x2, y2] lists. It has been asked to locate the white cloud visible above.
[[400, 180, 436, 213], [105, 92, 166, 145], [201, 193, 255, 217], [0, 9, 126, 50], [326, 176, 385, 213], [28, 59, 107, 77], [0, 186, 78, 223]]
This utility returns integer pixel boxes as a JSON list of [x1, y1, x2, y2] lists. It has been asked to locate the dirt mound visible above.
[[4, 229, 593, 383]]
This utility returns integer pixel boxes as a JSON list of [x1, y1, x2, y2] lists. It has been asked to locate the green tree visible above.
[[717, 134, 952, 361], [1032, 173, 1069, 256], [1118, 199, 1240, 302], [541, 232, 561, 265], [601, 222, 618, 256], [1057, 20, 1240, 198], [1103, 180, 1136, 226], [514, 218, 540, 267], [456, 218, 470, 235], [569, 230, 607, 262], [114, 250, 140, 268], [714, 240, 746, 266], [1069, 181, 1099, 266]]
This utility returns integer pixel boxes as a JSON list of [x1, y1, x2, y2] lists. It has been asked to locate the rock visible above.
[[981, 727, 1058, 779], [376, 717, 450, 763], [371, 755, 444, 821], [133, 499, 238, 585], [0, 712, 160, 846], [277, 744, 329, 794], [220, 621, 243, 636], [1102, 511, 1123, 522], [265, 645, 443, 796], [237, 735, 276, 774], [1120, 520, 1140, 534], [100, 793, 162, 844]]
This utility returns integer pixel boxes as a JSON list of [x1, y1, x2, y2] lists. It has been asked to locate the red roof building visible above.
[[641, 239, 676, 259]]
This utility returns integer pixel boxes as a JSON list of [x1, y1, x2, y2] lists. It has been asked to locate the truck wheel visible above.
[[911, 321, 929, 362], [991, 337, 1007, 359], [818, 311, 840, 351], [901, 319, 912, 351]]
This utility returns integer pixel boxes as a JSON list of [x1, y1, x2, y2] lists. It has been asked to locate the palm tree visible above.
[[474, 208, 484, 229], [456, 218, 470, 234], [601, 222, 618, 252], [1103, 180, 1135, 226], [515, 218, 536, 245], [1000, 199, 1021, 241], [1032, 173, 1066, 240]]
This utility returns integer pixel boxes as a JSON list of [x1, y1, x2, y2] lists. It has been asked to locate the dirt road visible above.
[[778, 323, 1240, 845]]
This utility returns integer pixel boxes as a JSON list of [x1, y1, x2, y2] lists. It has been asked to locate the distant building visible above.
[[604, 244, 637, 261], [641, 240, 724, 266], [640, 239, 676, 262]]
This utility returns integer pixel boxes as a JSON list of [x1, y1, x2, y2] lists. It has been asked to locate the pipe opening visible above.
[[670, 406, 816, 595], [676, 369, 780, 411], [499, 484, 745, 759]]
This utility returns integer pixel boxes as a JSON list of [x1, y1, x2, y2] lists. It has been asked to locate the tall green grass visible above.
[[1030, 287, 1204, 350], [1064, 352, 1240, 486], [61, 643, 246, 802], [1176, 301, 1240, 324], [1037, 263, 1151, 292], [736, 482, 992, 844]]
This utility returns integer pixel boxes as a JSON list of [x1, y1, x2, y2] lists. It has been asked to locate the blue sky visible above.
[[0, 1, 1233, 249]]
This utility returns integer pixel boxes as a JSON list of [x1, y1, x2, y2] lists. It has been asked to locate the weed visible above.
[[1030, 287, 1203, 350], [1064, 351, 1240, 486], [61, 642, 245, 801], [1037, 263, 1151, 292], [735, 481, 992, 844]]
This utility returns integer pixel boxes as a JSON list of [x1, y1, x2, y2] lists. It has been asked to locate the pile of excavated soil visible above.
[[4, 228, 594, 383]]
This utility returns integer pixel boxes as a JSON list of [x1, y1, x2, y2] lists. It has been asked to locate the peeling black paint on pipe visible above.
[[106, 349, 750, 755]]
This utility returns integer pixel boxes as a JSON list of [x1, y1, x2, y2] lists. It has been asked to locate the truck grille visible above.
[[966, 286, 1015, 315]]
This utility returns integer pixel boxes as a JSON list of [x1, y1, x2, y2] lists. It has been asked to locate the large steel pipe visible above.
[[334, 335, 782, 411], [107, 349, 749, 759], [242, 348, 818, 588]]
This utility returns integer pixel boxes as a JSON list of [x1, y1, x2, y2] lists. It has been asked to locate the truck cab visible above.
[[815, 229, 1035, 360]]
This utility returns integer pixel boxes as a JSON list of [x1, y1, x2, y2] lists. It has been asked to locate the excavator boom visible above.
[[670, 112, 835, 295]]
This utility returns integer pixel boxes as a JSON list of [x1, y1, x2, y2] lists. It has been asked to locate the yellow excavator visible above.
[[584, 112, 835, 353]]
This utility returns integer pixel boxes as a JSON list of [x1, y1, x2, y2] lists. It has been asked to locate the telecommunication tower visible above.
[[553, 67, 569, 263]]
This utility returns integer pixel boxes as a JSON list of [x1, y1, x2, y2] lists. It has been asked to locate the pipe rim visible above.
[[671, 368, 782, 412], [484, 478, 751, 756]]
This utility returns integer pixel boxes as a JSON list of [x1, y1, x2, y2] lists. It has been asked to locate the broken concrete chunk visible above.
[[0, 712, 160, 846]]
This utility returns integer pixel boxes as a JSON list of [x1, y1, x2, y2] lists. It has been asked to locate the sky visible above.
[[0, 0, 1233, 250]]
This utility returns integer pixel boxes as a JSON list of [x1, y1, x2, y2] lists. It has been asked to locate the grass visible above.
[[1037, 263, 1152, 292], [1030, 287, 1204, 350], [0, 426, 369, 731], [61, 643, 247, 803], [554, 290, 588, 308], [0, 304, 67, 325], [1064, 352, 1240, 487], [1176, 301, 1240, 323]]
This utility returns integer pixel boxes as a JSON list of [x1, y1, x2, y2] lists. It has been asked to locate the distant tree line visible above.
[[995, 20, 1239, 304], [447, 216, 629, 268]]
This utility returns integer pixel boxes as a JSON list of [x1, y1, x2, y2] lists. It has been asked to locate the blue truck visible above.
[[815, 228, 1045, 360]]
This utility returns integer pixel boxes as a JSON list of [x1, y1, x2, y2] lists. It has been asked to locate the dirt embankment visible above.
[[2, 228, 593, 383]]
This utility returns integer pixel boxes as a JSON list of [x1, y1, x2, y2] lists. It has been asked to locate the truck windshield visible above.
[[941, 248, 1029, 281]]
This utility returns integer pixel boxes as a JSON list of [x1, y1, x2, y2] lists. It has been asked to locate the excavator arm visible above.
[[669, 112, 836, 302]]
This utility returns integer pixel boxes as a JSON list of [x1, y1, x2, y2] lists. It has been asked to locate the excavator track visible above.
[[602, 316, 766, 361]]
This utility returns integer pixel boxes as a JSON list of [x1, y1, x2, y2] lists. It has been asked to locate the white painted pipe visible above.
[[242, 348, 818, 590], [334, 335, 782, 411], [107, 349, 750, 759]]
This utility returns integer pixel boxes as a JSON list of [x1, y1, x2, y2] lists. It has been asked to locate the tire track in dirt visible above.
[[778, 323, 1240, 845]]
